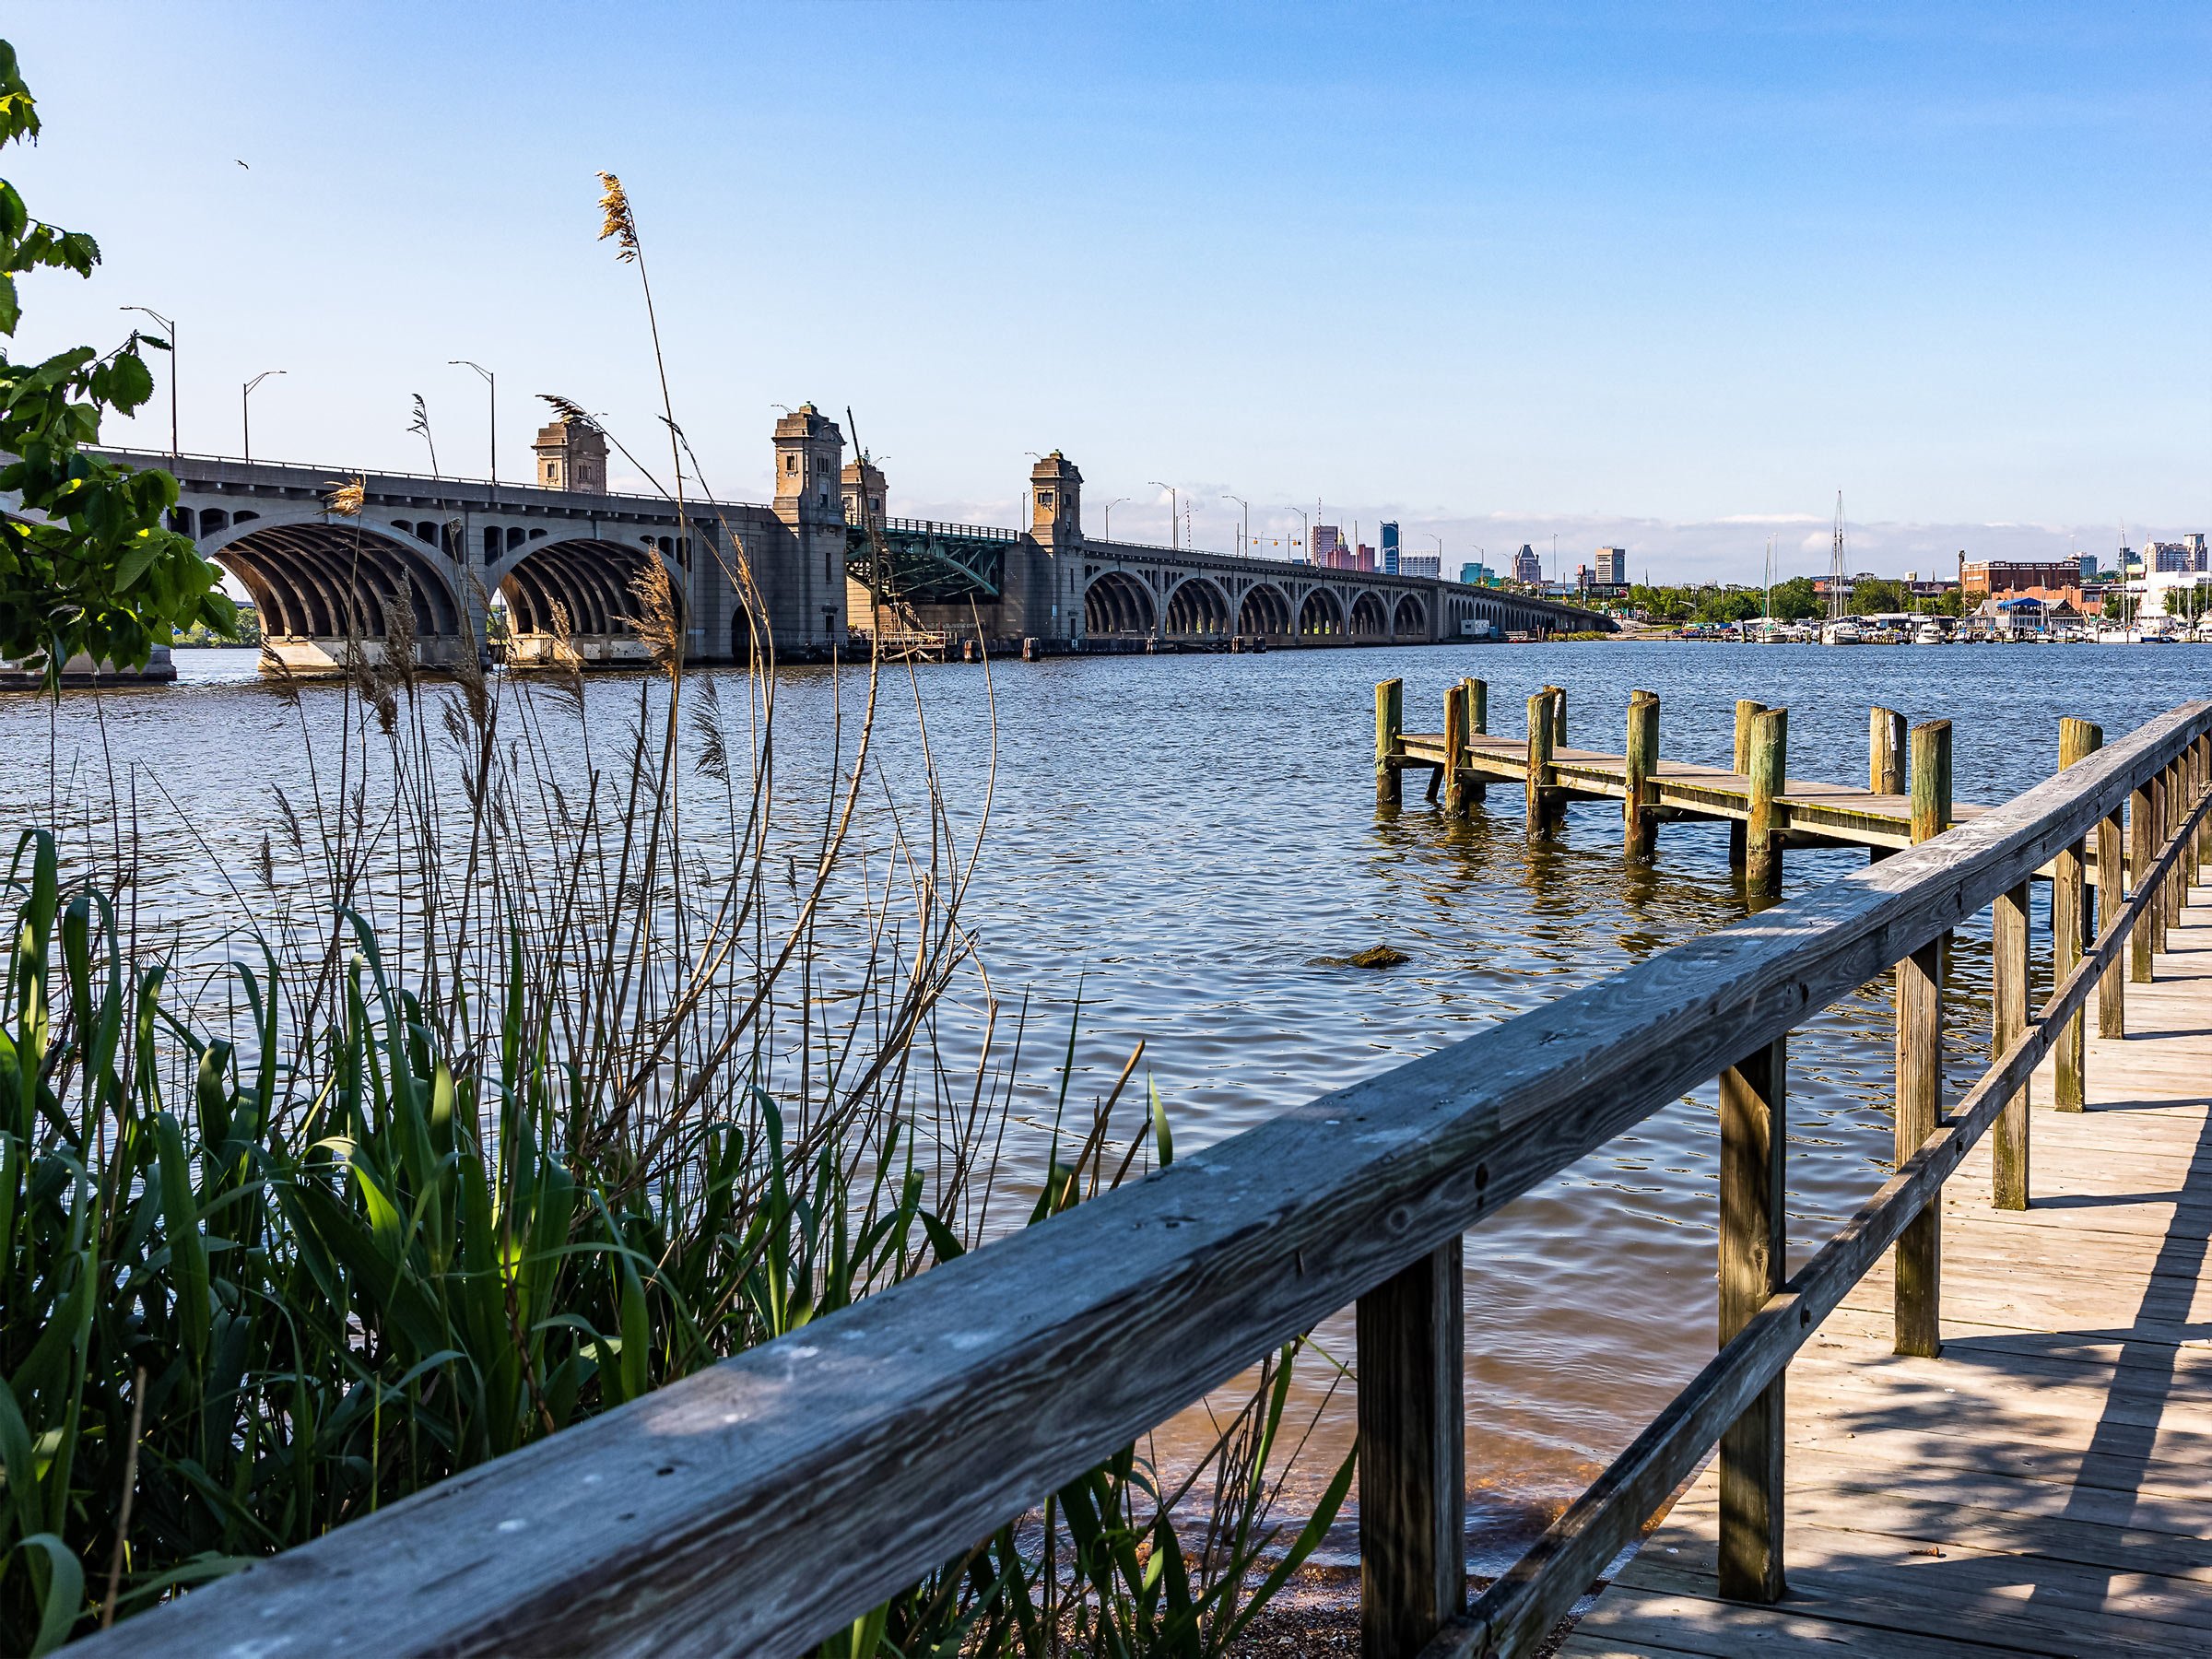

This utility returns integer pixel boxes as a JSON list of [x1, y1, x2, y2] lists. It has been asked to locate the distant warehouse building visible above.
[[1962, 559, 2084, 608]]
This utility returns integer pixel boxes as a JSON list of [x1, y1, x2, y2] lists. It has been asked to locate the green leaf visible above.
[[12, 1533, 84, 1657], [111, 535, 160, 594], [107, 348, 153, 412]]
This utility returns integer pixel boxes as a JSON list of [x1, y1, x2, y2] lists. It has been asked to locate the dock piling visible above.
[[2054, 718, 2100, 1112], [1869, 707, 1907, 795], [1442, 682, 1470, 819], [1376, 679, 1404, 806], [1624, 690, 1659, 860], [1462, 678, 1488, 806], [1746, 708, 1787, 898], [1730, 700, 1767, 870], [1526, 691, 1560, 837]]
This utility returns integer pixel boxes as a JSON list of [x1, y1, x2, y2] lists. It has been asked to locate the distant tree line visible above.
[[1621, 576, 1965, 625]]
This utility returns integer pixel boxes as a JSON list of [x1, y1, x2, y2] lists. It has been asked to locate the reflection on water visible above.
[[5, 641, 2207, 1574]]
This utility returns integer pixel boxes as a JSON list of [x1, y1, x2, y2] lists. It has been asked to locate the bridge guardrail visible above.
[[80, 728, 2212, 1655], [95, 447, 770, 514]]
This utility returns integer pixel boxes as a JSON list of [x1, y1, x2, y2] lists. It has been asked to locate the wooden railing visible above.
[[86, 702, 2212, 1659]]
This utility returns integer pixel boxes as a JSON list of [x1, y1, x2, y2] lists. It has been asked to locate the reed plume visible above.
[[324, 475, 365, 517], [596, 171, 638, 261], [629, 555, 681, 677]]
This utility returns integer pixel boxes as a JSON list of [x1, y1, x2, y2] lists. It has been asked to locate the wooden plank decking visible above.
[[1400, 730, 1985, 852], [1561, 876, 2212, 1657]]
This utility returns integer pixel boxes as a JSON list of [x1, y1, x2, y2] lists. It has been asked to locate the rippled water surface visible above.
[[6, 640, 2208, 1572]]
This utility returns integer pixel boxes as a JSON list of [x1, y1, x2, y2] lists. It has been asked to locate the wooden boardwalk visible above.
[[1563, 877, 2212, 1657]]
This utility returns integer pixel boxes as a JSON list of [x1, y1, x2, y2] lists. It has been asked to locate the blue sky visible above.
[[7, 2, 2208, 580]]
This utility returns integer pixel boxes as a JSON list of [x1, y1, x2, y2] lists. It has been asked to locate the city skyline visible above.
[[7, 3, 2208, 587]]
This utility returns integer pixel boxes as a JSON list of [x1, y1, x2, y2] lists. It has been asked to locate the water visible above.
[[6, 640, 2208, 1576]]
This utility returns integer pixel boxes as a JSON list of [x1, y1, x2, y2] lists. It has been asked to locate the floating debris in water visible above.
[[1306, 944, 1409, 970]]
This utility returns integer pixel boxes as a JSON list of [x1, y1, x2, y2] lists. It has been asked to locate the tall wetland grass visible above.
[[4, 383, 1346, 1659]]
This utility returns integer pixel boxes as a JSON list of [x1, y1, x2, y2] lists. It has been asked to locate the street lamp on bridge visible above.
[[119, 305, 178, 463], [449, 360, 496, 483], [241, 370, 285, 464], [1101, 497, 1129, 543], [1148, 481, 1178, 552], [1222, 493, 1249, 556], [1281, 504, 1309, 563], [1427, 533, 1444, 575]]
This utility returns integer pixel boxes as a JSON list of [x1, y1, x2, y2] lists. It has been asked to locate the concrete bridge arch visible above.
[[193, 510, 468, 665], [1393, 592, 1428, 640], [1084, 569, 1154, 639], [1161, 574, 1231, 640], [486, 535, 688, 665], [1297, 585, 1345, 640], [1237, 582, 1292, 637], [1348, 590, 1390, 641]]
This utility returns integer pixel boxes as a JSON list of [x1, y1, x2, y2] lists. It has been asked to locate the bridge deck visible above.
[[1399, 730, 1997, 852], [1562, 877, 2212, 1657]]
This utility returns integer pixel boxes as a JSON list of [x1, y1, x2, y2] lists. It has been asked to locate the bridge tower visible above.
[[531, 417, 607, 492], [1026, 450, 1084, 642], [769, 403, 849, 651]]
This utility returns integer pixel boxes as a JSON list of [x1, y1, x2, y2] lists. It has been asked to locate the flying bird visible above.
[[236, 159, 249, 169]]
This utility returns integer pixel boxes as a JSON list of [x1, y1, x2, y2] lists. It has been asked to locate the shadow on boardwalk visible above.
[[1561, 898, 2212, 1657]]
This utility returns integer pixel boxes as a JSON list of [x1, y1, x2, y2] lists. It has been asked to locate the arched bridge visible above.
[[93, 418, 854, 675]]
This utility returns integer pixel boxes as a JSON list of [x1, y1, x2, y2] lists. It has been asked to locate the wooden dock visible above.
[[1376, 678, 1996, 892], [1563, 877, 2212, 1656]]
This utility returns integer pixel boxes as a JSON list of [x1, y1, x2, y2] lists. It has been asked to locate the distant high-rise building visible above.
[[1459, 561, 1494, 585], [1381, 521, 1401, 575], [2189, 533, 2209, 571], [2078, 552, 2099, 583], [1401, 553, 1441, 579], [2149, 541, 2194, 573], [1512, 544, 1542, 584], [1312, 524, 1343, 565], [1594, 546, 1628, 586]]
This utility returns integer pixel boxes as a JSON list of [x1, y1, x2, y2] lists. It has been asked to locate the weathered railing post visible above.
[[1357, 1241, 1465, 1658], [2164, 758, 2186, 935], [2131, 772, 2156, 984], [1730, 700, 1767, 870], [1992, 873, 2031, 1208], [2153, 764, 2172, 952], [1746, 708, 1787, 899], [1895, 718, 1950, 1359], [1624, 690, 1659, 860], [1718, 1035, 1786, 1602], [2185, 734, 2203, 876], [2099, 792, 2126, 1036], [1546, 685, 1568, 748], [1442, 682, 1469, 819], [1526, 691, 1559, 837], [2055, 719, 2101, 1112], [1461, 677, 1488, 807], [1376, 679, 1405, 806]]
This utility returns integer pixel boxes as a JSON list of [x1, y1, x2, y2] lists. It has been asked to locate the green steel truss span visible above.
[[845, 516, 1010, 603]]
